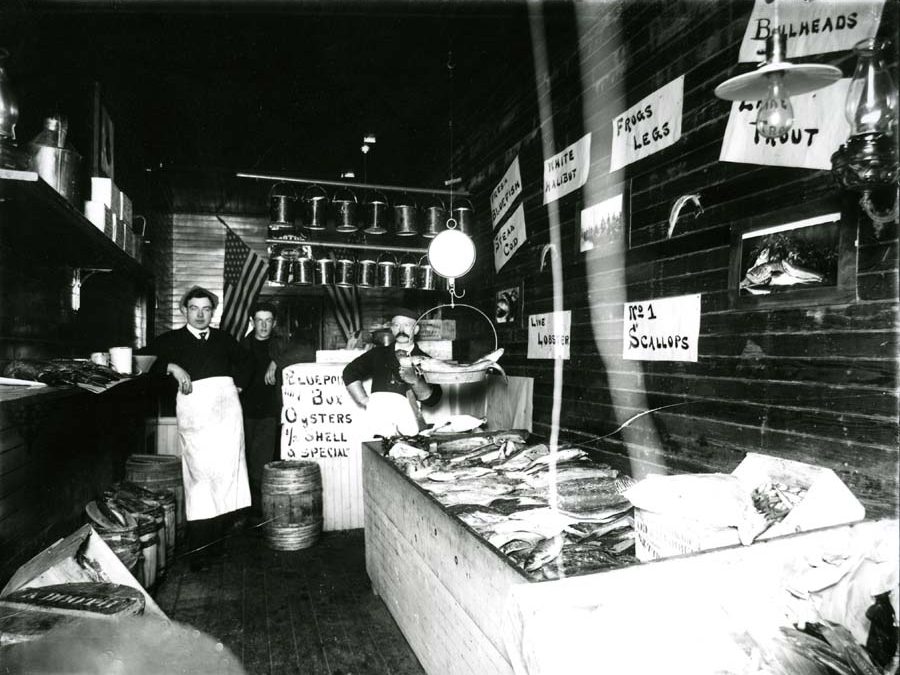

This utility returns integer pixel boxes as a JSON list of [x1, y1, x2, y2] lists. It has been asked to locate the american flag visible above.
[[324, 281, 362, 345], [219, 218, 268, 339]]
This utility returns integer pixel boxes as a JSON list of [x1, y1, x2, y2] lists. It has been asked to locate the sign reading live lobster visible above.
[[610, 76, 684, 172], [738, 0, 884, 62]]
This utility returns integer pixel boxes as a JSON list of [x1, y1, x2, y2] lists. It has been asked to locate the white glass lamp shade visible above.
[[428, 228, 475, 279]]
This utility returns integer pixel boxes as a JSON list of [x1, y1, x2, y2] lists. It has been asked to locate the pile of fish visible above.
[[384, 430, 638, 580], [1, 359, 129, 392]]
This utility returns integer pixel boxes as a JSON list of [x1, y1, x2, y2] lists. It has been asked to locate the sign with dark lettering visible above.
[[720, 79, 850, 170], [493, 203, 527, 272], [610, 76, 683, 172], [623, 294, 700, 362], [738, 0, 883, 62], [543, 133, 591, 204], [527, 311, 572, 360], [491, 156, 523, 227]]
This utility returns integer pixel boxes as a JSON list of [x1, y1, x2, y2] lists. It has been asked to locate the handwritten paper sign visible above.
[[543, 133, 591, 205], [494, 203, 527, 272], [720, 79, 851, 170], [491, 156, 523, 227], [610, 76, 684, 172], [738, 0, 884, 62], [281, 364, 363, 461], [527, 311, 571, 360], [623, 294, 700, 362]]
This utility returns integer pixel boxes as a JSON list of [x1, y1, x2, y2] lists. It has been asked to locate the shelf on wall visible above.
[[266, 238, 429, 254], [0, 169, 152, 282]]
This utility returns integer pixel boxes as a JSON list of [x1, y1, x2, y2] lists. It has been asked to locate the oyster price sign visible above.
[[281, 363, 364, 461], [623, 294, 700, 362]]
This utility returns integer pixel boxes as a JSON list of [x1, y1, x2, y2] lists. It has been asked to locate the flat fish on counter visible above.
[[495, 443, 550, 471], [524, 535, 564, 573], [529, 476, 636, 512], [519, 463, 619, 489], [524, 448, 588, 473], [487, 496, 548, 516], [427, 467, 494, 482]]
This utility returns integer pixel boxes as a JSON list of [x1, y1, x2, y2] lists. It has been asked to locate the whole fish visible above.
[[524, 535, 564, 572], [524, 448, 587, 473]]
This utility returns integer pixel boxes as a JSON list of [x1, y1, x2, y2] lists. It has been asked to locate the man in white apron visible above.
[[145, 286, 251, 561], [342, 307, 442, 438]]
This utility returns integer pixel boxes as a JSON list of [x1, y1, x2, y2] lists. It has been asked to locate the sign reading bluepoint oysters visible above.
[[610, 76, 683, 172], [543, 133, 591, 205]]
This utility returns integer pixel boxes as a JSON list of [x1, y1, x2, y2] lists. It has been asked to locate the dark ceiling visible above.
[[1, 0, 535, 194]]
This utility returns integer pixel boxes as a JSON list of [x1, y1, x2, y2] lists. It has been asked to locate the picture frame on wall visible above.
[[728, 196, 857, 309], [579, 181, 630, 253], [494, 283, 523, 326], [91, 82, 114, 179]]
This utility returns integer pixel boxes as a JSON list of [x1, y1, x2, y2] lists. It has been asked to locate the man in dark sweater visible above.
[[240, 301, 314, 517]]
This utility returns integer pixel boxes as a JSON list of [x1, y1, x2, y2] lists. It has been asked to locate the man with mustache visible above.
[[342, 307, 441, 438]]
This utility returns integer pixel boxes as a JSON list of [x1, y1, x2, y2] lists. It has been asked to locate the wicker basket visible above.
[[414, 303, 498, 385]]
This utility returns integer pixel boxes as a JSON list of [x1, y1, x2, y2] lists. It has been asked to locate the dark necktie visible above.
[[199, 331, 208, 341]]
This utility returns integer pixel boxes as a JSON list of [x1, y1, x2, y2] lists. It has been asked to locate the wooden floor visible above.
[[154, 527, 425, 675]]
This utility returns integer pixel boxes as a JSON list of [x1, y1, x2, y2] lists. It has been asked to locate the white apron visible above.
[[177, 376, 251, 520], [365, 391, 421, 439]]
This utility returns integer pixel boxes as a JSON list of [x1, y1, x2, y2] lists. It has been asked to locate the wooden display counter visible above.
[[362, 442, 898, 675]]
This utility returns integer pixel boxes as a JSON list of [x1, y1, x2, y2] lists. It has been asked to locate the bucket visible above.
[[315, 256, 334, 285], [262, 461, 323, 551], [293, 256, 314, 285], [357, 256, 376, 287], [109, 346, 133, 374], [302, 185, 328, 231], [399, 256, 419, 289], [135, 515, 158, 589], [394, 196, 418, 236], [267, 255, 290, 286], [335, 254, 355, 287], [377, 254, 398, 288], [422, 198, 446, 238], [418, 255, 437, 291], [124, 454, 184, 547], [333, 187, 358, 233], [363, 190, 389, 235]]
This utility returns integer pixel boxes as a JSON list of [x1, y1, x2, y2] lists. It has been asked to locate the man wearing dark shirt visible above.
[[240, 301, 314, 517], [342, 307, 441, 437], [145, 286, 252, 559]]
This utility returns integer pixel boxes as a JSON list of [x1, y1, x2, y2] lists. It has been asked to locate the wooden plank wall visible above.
[[456, 1, 899, 517]]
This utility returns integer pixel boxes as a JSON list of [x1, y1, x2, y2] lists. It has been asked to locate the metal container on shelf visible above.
[[376, 253, 398, 288], [399, 253, 419, 289], [335, 251, 356, 287], [27, 115, 82, 205], [302, 184, 329, 231], [418, 255, 437, 290], [267, 254, 291, 286], [315, 253, 335, 285], [422, 196, 446, 238], [333, 187, 358, 233], [394, 194, 418, 236], [451, 198, 475, 235], [357, 253, 377, 288], [268, 183, 297, 238], [363, 190, 390, 235], [293, 253, 314, 286]]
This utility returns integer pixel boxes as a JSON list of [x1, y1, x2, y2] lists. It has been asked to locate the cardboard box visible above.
[[633, 453, 865, 562], [83, 200, 113, 234], [90, 176, 120, 210]]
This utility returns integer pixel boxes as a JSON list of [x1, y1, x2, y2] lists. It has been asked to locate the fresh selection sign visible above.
[[543, 133, 591, 205], [720, 79, 851, 170], [623, 294, 700, 362], [493, 203, 527, 272], [610, 76, 684, 172], [491, 156, 523, 227], [527, 310, 572, 360], [738, 0, 883, 62]]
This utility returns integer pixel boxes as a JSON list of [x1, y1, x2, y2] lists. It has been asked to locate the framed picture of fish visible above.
[[495, 283, 523, 326], [728, 196, 857, 309]]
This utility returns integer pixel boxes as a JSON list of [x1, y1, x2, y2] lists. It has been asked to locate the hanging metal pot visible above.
[[293, 254, 314, 286], [363, 190, 390, 235], [394, 194, 419, 236], [357, 254, 377, 288], [418, 255, 437, 291], [451, 198, 475, 235], [267, 254, 291, 286], [399, 254, 419, 289], [335, 251, 356, 287], [302, 184, 329, 231], [315, 253, 335, 285], [377, 253, 398, 288], [269, 183, 296, 223], [422, 196, 446, 238], [333, 187, 359, 233]]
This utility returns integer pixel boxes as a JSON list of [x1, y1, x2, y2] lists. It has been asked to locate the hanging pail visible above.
[[399, 257, 418, 289], [377, 254, 398, 288], [422, 198, 446, 238], [124, 455, 184, 547], [394, 196, 418, 236], [451, 199, 475, 235], [363, 190, 389, 234], [293, 256, 314, 285], [419, 255, 437, 290], [269, 184, 296, 225], [315, 256, 335, 285], [262, 461, 323, 551], [335, 255, 356, 287], [357, 256, 377, 287], [267, 255, 290, 286], [302, 185, 328, 231], [333, 187, 358, 233]]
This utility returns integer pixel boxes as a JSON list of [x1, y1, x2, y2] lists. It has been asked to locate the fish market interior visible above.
[[0, 0, 898, 673]]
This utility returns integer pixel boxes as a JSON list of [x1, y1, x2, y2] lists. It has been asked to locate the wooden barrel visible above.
[[125, 454, 184, 546], [262, 461, 323, 551]]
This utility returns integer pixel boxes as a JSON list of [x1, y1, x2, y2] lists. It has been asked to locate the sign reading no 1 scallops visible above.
[[527, 311, 572, 360], [493, 203, 527, 272], [610, 76, 684, 173], [623, 294, 700, 362], [491, 156, 523, 227]]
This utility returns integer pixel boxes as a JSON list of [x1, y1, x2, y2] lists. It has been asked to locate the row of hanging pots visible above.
[[267, 252, 441, 290], [268, 183, 474, 238]]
